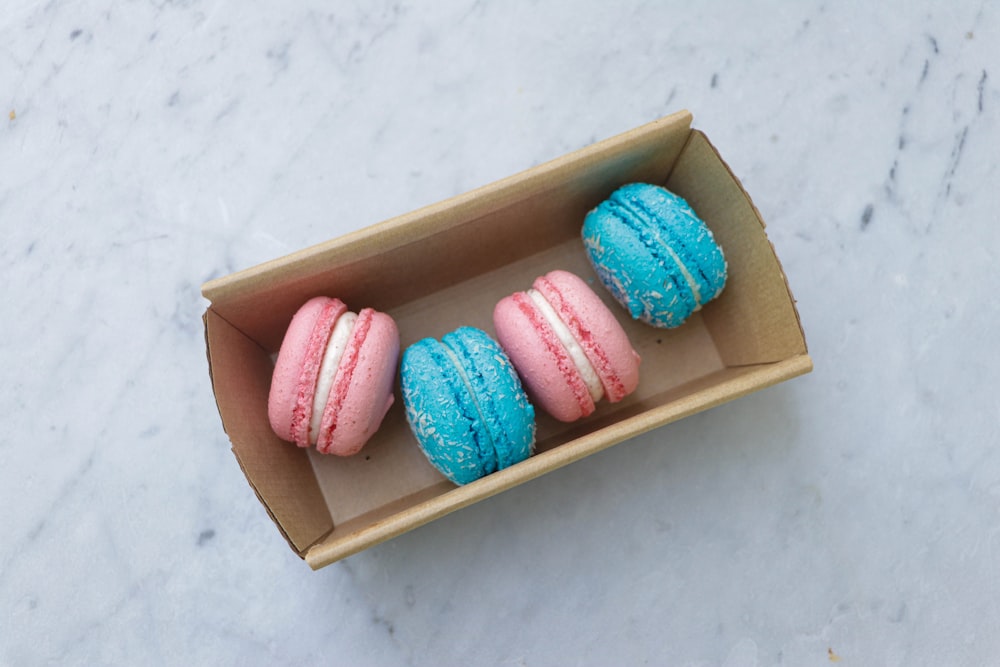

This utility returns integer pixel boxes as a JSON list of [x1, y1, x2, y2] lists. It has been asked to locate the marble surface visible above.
[[2, 1, 998, 664]]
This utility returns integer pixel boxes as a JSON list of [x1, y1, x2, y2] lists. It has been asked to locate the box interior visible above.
[[203, 111, 810, 567]]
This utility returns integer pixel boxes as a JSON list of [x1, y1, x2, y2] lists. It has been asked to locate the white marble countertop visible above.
[[3, 1, 998, 664]]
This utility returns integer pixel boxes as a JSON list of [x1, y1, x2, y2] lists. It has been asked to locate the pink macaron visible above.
[[493, 270, 640, 422], [268, 296, 400, 456]]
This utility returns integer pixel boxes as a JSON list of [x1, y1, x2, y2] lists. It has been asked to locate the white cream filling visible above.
[[527, 289, 603, 402], [309, 311, 358, 443]]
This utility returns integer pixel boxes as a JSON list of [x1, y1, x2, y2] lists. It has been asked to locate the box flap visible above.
[[667, 131, 808, 365], [204, 309, 332, 554]]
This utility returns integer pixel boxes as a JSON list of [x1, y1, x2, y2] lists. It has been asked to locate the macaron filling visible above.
[[288, 298, 347, 447], [526, 288, 604, 403], [308, 310, 358, 444], [316, 309, 377, 454], [533, 272, 634, 403]]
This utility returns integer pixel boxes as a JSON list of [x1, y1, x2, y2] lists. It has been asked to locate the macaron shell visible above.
[[401, 336, 498, 485], [583, 199, 695, 328], [533, 270, 640, 404], [620, 183, 727, 304], [267, 296, 348, 445], [442, 327, 535, 470], [583, 183, 727, 328], [315, 309, 400, 456], [493, 293, 595, 422], [401, 327, 535, 485]]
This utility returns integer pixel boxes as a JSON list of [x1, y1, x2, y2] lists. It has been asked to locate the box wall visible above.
[[204, 309, 332, 553], [668, 132, 807, 364]]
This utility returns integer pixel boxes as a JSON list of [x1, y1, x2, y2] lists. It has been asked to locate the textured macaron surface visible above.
[[268, 297, 399, 456], [401, 327, 535, 485], [314, 309, 399, 456], [268, 296, 348, 446], [494, 270, 640, 422], [582, 183, 727, 328], [495, 288, 596, 422], [532, 270, 640, 404]]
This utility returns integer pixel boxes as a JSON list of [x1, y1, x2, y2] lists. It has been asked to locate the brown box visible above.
[[202, 110, 811, 569]]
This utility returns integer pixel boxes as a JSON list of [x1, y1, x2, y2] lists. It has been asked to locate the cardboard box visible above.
[[202, 110, 811, 569]]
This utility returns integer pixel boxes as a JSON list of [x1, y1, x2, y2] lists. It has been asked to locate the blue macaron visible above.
[[582, 183, 727, 328], [400, 326, 536, 485]]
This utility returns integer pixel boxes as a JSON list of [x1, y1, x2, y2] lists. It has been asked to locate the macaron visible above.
[[493, 270, 640, 422], [268, 296, 400, 456], [582, 183, 727, 328], [400, 326, 535, 485]]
